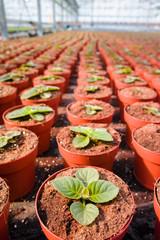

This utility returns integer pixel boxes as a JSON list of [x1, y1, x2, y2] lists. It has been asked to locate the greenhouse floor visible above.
[[4, 65, 155, 240]]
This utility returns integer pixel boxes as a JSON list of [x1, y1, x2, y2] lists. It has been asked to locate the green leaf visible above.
[[24, 62, 36, 68], [133, 88, 143, 94], [51, 67, 64, 72], [0, 73, 24, 82], [85, 85, 99, 93], [30, 113, 44, 121], [114, 65, 125, 69], [116, 68, 132, 74], [85, 108, 96, 115], [72, 135, 90, 148], [6, 105, 53, 120], [40, 91, 52, 99], [152, 69, 160, 75], [52, 177, 84, 199], [21, 88, 39, 99], [88, 128, 113, 142], [75, 168, 99, 187], [87, 69, 99, 73], [143, 106, 160, 117], [0, 137, 8, 148], [124, 76, 141, 84], [88, 180, 119, 203], [70, 126, 93, 135], [88, 75, 104, 83], [5, 131, 21, 138], [70, 202, 99, 225], [40, 75, 60, 80]]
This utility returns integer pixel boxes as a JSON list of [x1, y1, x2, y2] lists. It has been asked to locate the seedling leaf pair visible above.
[[52, 168, 119, 225], [0, 131, 21, 148], [0, 73, 24, 82], [143, 106, 160, 117], [85, 104, 102, 115]]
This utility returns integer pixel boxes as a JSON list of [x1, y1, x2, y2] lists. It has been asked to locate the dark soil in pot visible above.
[[68, 99, 114, 119], [126, 102, 160, 122], [37, 167, 135, 240], [133, 124, 160, 153], [0, 127, 38, 164], [0, 178, 9, 214], [57, 123, 120, 155], [119, 87, 157, 100]]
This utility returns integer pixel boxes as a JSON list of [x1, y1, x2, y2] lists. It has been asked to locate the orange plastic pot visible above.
[[154, 177, 160, 240], [78, 70, 106, 79], [35, 166, 134, 240], [74, 87, 112, 103], [132, 125, 160, 190], [66, 102, 114, 125], [44, 69, 71, 92], [0, 86, 17, 124], [0, 69, 7, 76], [117, 88, 157, 121], [124, 105, 160, 149], [20, 89, 60, 122], [152, 78, 160, 92], [0, 128, 38, 201], [12, 68, 38, 87], [143, 72, 157, 89], [3, 105, 55, 155], [56, 128, 121, 170], [0, 178, 9, 240]]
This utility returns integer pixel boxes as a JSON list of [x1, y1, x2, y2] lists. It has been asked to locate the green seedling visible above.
[[52, 167, 119, 225], [6, 105, 53, 122], [116, 68, 132, 74], [133, 88, 144, 94], [124, 76, 142, 84], [85, 85, 99, 93], [87, 69, 99, 73], [23, 62, 36, 68], [51, 67, 64, 72], [21, 84, 59, 100], [85, 104, 102, 115], [143, 106, 160, 117], [88, 75, 104, 83], [152, 69, 160, 75], [0, 131, 21, 148], [40, 75, 60, 80], [16, 67, 30, 72], [0, 73, 24, 82], [70, 126, 113, 148]]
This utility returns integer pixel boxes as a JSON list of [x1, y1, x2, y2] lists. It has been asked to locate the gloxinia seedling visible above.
[[21, 84, 59, 100], [51, 67, 64, 72], [70, 126, 113, 148], [143, 106, 160, 117], [124, 76, 142, 84], [0, 131, 21, 148], [40, 75, 60, 80], [85, 104, 102, 115], [0, 73, 24, 82], [52, 167, 119, 225], [85, 85, 99, 93], [6, 105, 53, 122], [23, 62, 37, 68], [116, 68, 132, 74], [87, 69, 99, 73], [88, 75, 104, 83]]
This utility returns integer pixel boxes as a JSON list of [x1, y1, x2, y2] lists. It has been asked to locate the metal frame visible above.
[[0, 0, 8, 40]]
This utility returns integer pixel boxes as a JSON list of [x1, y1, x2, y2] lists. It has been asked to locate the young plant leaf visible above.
[[24, 62, 36, 68], [40, 75, 60, 80], [85, 104, 102, 116], [85, 85, 99, 93], [52, 177, 84, 199], [133, 88, 143, 94], [0, 73, 24, 82], [88, 180, 119, 203], [5, 131, 21, 138], [0, 137, 8, 148], [30, 113, 44, 121], [116, 68, 132, 74], [72, 135, 90, 148], [87, 69, 99, 73], [75, 168, 99, 187], [124, 76, 141, 84], [40, 91, 52, 99], [88, 128, 113, 142], [88, 75, 104, 83], [70, 126, 93, 135], [70, 202, 99, 225], [114, 65, 125, 69], [152, 69, 160, 74], [51, 67, 64, 72], [143, 106, 160, 117]]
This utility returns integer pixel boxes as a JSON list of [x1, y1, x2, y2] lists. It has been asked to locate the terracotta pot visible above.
[[66, 102, 114, 125], [143, 72, 158, 89], [77, 77, 110, 87], [0, 128, 38, 201], [3, 105, 55, 155], [0, 85, 17, 124], [0, 76, 29, 104], [74, 86, 112, 103], [154, 177, 160, 240], [78, 70, 106, 79], [124, 105, 160, 149], [0, 69, 7, 76], [56, 126, 121, 170], [35, 166, 134, 240], [132, 125, 160, 190], [0, 178, 9, 240], [44, 69, 71, 92], [118, 87, 157, 121], [20, 88, 60, 122]]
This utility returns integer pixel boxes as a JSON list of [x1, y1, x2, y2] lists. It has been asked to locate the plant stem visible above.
[[82, 199, 86, 207]]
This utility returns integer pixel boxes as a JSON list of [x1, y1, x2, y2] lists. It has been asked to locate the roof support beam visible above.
[[37, 0, 43, 36], [0, 0, 8, 40]]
